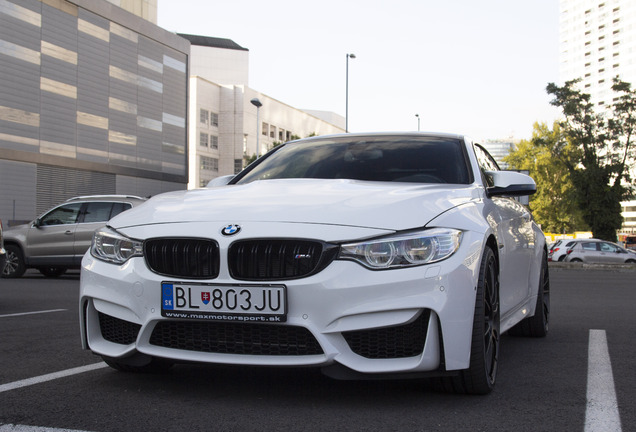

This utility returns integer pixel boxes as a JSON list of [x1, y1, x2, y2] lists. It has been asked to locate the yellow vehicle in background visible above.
[[623, 235, 636, 251]]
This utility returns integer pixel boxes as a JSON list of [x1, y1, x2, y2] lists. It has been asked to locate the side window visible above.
[[83, 202, 114, 223], [39, 203, 82, 226], [110, 202, 132, 219], [600, 242, 618, 252], [581, 242, 598, 251]]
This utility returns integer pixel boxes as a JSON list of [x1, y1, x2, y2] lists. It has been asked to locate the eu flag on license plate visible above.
[[162, 283, 174, 310]]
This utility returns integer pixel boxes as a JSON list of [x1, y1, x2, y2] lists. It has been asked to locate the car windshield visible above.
[[234, 136, 472, 185]]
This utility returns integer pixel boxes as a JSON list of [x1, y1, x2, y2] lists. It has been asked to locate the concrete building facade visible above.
[[0, 0, 189, 224], [180, 34, 345, 189], [559, 0, 636, 106]]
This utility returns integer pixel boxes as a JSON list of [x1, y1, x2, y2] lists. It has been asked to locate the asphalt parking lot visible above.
[[1, 266, 634, 432]]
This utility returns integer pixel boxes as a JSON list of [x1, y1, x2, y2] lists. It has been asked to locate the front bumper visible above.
[[79, 228, 484, 376]]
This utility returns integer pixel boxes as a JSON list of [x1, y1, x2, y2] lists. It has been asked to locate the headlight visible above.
[[338, 228, 462, 269], [91, 227, 143, 265]]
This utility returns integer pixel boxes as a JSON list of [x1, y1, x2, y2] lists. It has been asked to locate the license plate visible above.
[[161, 282, 287, 322]]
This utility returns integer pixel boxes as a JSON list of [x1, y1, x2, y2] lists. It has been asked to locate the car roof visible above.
[[290, 131, 467, 143], [64, 195, 146, 203]]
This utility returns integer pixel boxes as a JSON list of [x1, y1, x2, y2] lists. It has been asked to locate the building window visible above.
[[262, 122, 269, 136], [279, 129, 285, 141], [211, 112, 219, 127], [210, 135, 218, 149], [200, 156, 218, 172], [200, 109, 209, 125], [199, 132, 208, 147], [234, 159, 243, 174], [269, 125, 276, 139]]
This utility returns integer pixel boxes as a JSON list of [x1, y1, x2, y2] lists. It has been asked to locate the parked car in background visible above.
[[80, 132, 549, 395], [0, 219, 6, 275], [565, 239, 636, 264], [548, 239, 584, 262], [624, 235, 636, 251], [2, 195, 146, 278]]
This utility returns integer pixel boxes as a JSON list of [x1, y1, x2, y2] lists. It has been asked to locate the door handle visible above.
[[65, 230, 73, 235]]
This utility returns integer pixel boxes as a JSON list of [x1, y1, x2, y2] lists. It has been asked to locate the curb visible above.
[[548, 262, 636, 272]]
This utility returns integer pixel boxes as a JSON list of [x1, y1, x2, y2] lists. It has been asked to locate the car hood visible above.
[[110, 179, 482, 232]]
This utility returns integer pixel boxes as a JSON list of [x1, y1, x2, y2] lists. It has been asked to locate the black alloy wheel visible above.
[[432, 246, 500, 394]]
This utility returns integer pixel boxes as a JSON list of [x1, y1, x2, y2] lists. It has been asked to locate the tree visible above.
[[504, 122, 587, 233], [546, 78, 636, 241]]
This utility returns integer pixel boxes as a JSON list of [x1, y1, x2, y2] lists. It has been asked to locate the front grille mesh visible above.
[[342, 310, 430, 359], [149, 321, 324, 356], [228, 239, 335, 280], [144, 238, 220, 279], [99, 312, 141, 345]]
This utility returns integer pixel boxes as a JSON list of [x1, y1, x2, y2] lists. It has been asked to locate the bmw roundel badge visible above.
[[221, 224, 241, 236]]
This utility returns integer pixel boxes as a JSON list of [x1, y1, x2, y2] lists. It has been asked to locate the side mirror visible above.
[[33, 218, 42, 228], [485, 171, 536, 197], [206, 175, 234, 187]]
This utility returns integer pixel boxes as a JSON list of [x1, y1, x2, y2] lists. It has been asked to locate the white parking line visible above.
[[0, 362, 107, 394], [585, 329, 622, 432], [0, 309, 67, 318], [0, 425, 95, 432]]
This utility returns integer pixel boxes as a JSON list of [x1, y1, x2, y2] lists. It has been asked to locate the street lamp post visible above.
[[250, 98, 262, 157], [415, 114, 420, 131], [346, 53, 356, 133]]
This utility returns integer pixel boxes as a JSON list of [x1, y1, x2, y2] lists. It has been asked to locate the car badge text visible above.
[[221, 224, 241, 236]]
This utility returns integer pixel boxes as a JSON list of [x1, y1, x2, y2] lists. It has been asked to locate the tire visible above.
[[38, 266, 68, 277], [570, 258, 582, 263], [102, 355, 174, 373], [508, 250, 550, 338], [433, 246, 500, 395], [2, 245, 26, 278]]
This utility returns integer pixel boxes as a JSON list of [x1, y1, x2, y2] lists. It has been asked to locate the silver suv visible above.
[[2, 195, 146, 278]]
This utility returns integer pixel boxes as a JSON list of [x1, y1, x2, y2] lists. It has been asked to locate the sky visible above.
[[157, 0, 562, 142]]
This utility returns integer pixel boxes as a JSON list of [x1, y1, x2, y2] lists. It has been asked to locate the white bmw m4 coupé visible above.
[[80, 132, 549, 394]]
